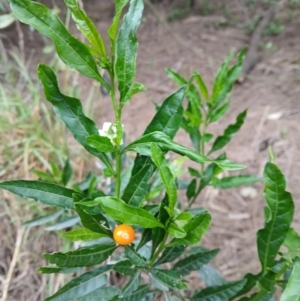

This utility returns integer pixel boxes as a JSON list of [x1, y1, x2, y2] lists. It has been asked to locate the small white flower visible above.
[[98, 122, 123, 145]]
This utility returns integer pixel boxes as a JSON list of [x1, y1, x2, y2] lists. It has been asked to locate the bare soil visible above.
[[1, 1, 300, 300]]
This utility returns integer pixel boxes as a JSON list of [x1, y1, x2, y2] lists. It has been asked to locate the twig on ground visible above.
[[1, 227, 25, 301]]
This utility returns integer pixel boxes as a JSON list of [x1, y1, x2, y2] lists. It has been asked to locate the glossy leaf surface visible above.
[[75, 204, 111, 236], [152, 269, 186, 289], [121, 272, 141, 297], [61, 159, 72, 186], [9, 0, 105, 83], [122, 164, 154, 207], [151, 144, 177, 212], [257, 163, 294, 271], [0, 180, 75, 209], [63, 227, 108, 241], [168, 211, 211, 247], [120, 284, 148, 301], [155, 246, 185, 266], [44, 244, 117, 267], [78, 286, 120, 301], [107, 0, 129, 51], [191, 279, 247, 301], [86, 135, 116, 153], [81, 197, 164, 228], [115, 0, 144, 102], [37, 64, 113, 172], [44, 265, 112, 301], [209, 110, 247, 154], [64, 0, 106, 56], [174, 249, 219, 276], [280, 260, 300, 301], [125, 246, 147, 267], [212, 175, 260, 189], [113, 260, 136, 277]]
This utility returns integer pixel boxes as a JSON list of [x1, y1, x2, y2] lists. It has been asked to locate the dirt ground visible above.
[[1, 0, 300, 300]]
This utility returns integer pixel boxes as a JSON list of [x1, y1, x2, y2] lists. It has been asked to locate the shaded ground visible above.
[[1, 0, 300, 300]]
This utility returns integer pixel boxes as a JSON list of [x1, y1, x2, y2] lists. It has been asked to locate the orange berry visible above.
[[113, 224, 135, 246]]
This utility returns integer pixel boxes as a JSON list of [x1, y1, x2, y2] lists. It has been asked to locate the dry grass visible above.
[[0, 36, 101, 300]]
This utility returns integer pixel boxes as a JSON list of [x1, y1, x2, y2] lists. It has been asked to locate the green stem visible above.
[[115, 149, 122, 198], [149, 231, 168, 267], [188, 120, 208, 208], [109, 66, 122, 198]]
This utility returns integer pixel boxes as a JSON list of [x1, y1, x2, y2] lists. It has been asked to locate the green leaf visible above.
[[143, 86, 186, 138], [198, 265, 225, 287], [151, 144, 177, 213], [283, 228, 300, 251], [125, 131, 244, 171], [155, 245, 185, 266], [75, 202, 111, 236], [9, 0, 105, 84], [228, 273, 262, 300], [194, 71, 209, 100], [238, 291, 274, 301], [149, 272, 169, 291], [63, 227, 108, 241], [282, 228, 300, 262], [209, 100, 231, 123], [120, 284, 148, 301], [122, 164, 154, 207], [125, 245, 147, 267], [124, 131, 211, 163], [209, 110, 247, 154], [211, 48, 246, 106], [152, 228, 167, 258], [280, 260, 300, 301], [78, 286, 120, 301], [44, 265, 112, 301], [168, 211, 211, 247], [0, 180, 75, 209], [185, 98, 202, 127], [86, 135, 116, 153], [122, 82, 147, 104], [113, 259, 136, 276], [186, 179, 197, 200], [174, 249, 219, 276], [108, 0, 129, 53], [191, 279, 247, 301], [215, 160, 246, 171], [81, 197, 164, 229], [188, 167, 201, 178], [64, 0, 106, 57], [137, 229, 152, 251], [167, 222, 187, 238], [257, 163, 294, 272], [174, 212, 193, 228], [152, 269, 186, 289], [212, 175, 260, 189], [22, 210, 64, 227], [37, 65, 113, 173], [130, 86, 186, 180], [121, 273, 141, 298], [44, 243, 117, 267], [61, 159, 72, 186], [166, 68, 187, 85], [37, 266, 82, 274], [181, 117, 201, 151], [115, 0, 144, 102], [258, 270, 276, 293]]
